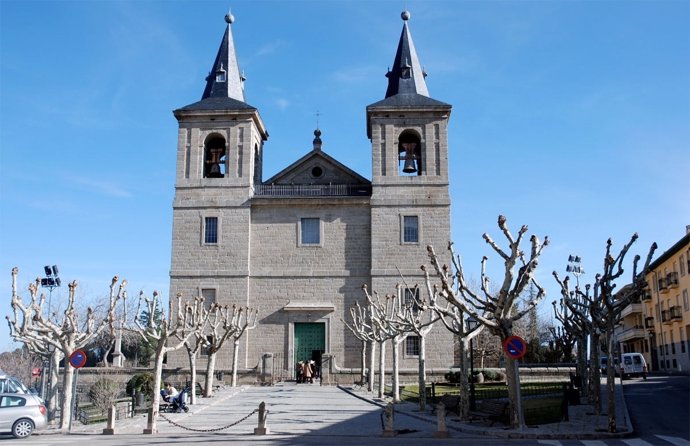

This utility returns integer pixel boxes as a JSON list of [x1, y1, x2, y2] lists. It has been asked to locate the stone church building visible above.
[[168, 10, 455, 378]]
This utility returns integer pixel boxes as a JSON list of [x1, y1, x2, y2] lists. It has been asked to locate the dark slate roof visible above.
[[384, 11, 430, 98], [176, 96, 257, 112], [367, 93, 450, 109], [649, 231, 690, 270], [202, 12, 246, 102]]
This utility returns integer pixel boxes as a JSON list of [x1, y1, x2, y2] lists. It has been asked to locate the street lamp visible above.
[[466, 316, 479, 411], [40, 265, 61, 313], [566, 255, 585, 288]]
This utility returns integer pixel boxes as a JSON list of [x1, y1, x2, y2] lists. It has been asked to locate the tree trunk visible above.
[[360, 340, 367, 384], [590, 331, 601, 415], [187, 350, 197, 405], [59, 362, 75, 430], [418, 334, 427, 412], [205, 351, 217, 396], [577, 332, 588, 399], [504, 355, 525, 429], [368, 341, 376, 392], [148, 344, 166, 434], [392, 336, 403, 403], [231, 338, 240, 387], [47, 350, 60, 423], [606, 324, 617, 432], [377, 340, 386, 398]]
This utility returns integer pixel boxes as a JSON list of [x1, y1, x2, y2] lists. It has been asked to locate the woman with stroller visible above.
[[161, 382, 189, 413]]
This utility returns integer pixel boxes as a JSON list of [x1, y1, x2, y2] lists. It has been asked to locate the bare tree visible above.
[[421, 265, 484, 419], [343, 301, 376, 392], [177, 298, 212, 405], [227, 305, 258, 389], [555, 235, 655, 432], [426, 215, 549, 429], [132, 292, 207, 434], [0, 347, 42, 389], [7, 268, 123, 429], [552, 295, 590, 396]]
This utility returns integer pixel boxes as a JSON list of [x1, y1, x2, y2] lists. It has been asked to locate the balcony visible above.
[[661, 309, 673, 324], [616, 326, 646, 342], [641, 291, 652, 301], [644, 316, 654, 329], [254, 183, 372, 197], [621, 303, 643, 318], [658, 277, 669, 294], [670, 305, 683, 320], [666, 272, 679, 289]]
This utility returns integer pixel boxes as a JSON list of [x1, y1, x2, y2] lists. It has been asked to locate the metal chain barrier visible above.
[[159, 409, 258, 433]]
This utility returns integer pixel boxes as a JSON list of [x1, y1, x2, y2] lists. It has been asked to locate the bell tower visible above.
[[169, 12, 268, 340], [367, 10, 452, 290]]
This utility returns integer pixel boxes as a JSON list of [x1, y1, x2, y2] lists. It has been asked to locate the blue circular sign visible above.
[[69, 349, 87, 369], [503, 335, 527, 359]]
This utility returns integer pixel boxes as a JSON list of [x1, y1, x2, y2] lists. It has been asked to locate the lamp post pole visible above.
[[467, 316, 478, 411]]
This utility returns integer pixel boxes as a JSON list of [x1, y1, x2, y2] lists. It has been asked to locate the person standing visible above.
[[302, 360, 313, 384]]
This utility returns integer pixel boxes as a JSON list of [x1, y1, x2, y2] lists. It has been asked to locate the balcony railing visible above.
[[670, 305, 683, 320], [666, 272, 679, 289], [253, 183, 372, 197], [641, 291, 652, 301], [616, 326, 646, 342], [658, 277, 669, 294], [621, 303, 643, 318], [644, 316, 654, 329], [661, 309, 673, 324]]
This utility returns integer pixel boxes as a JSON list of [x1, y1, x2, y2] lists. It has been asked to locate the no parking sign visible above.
[[503, 335, 527, 360]]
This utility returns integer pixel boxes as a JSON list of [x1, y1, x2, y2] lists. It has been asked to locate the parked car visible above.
[[599, 356, 619, 375], [0, 373, 32, 394], [620, 352, 647, 379], [0, 393, 47, 438]]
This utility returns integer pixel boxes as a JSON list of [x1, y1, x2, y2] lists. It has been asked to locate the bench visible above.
[[468, 399, 508, 426]]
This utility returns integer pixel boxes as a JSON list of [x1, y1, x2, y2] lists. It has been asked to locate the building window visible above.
[[201, 288, 216, 307], [404, 287, 420, 313], [680, 255, 686, 276], [680, 329, 686, 354], [405, 336, 420, 357], [402, 215, 419, 243], [683, 290, 689, 311], [300, 218, 321, 246], [204, 217, 218, 244]]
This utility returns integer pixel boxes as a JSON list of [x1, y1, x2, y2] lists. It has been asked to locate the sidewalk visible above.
[[39, 378, 631, 441]]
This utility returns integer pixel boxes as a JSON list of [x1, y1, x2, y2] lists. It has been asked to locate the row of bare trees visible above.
[[346, 215, 656, 432], [7, 268, 257, 433]]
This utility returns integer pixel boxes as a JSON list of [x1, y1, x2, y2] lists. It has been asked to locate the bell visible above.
[[403, 157, 417, 173], [207, 162, 222, 178]]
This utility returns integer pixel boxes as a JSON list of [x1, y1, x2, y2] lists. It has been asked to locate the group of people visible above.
[[296, 360, 319, 384]]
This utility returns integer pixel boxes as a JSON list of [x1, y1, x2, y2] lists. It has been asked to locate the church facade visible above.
[[168, 10, 455, 377]]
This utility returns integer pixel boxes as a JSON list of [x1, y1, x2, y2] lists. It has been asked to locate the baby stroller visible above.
[[171, 386, 190, 413]]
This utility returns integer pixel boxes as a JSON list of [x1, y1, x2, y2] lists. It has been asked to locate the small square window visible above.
[[403, 216, 419, 243], [300, 218, 320, 246], [405, 336, 420, 357], [216, 71, 226, 82], [404, 287, 420, 313], [204, 217, 218, 244]]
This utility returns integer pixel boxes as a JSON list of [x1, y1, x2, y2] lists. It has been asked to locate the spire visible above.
[[201, 11, 246, 102], [384, 10, 429, 98]]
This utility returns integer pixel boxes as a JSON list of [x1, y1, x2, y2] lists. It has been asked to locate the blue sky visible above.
[[1, 0, 688, 352]]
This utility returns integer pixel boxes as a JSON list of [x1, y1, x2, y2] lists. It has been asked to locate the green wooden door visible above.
[[294, 323, 325, 364]]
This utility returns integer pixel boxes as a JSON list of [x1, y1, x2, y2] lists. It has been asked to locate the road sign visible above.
[[69, 350, 87, 369], [503, 335, 527, 359]]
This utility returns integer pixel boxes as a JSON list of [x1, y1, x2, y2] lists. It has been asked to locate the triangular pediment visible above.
[[264, 150, 370, 186]]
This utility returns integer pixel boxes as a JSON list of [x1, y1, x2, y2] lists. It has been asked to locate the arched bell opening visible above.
[[204, 135, 227, 178], [398, 130, 422, 176]]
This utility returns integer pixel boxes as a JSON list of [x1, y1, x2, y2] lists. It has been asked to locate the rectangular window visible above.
[[405, 336, 420, 357], [680, 255, 686, 276], [404, 287, 420, 313], [201, 288, 216, 308], [681, 329, 686, 354], [204, 217, 218, 244], [403, 216, 419, 243], [300, 218, 321, 245], [683, 289, 689, 311]]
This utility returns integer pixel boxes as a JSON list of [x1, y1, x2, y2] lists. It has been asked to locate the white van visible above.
[[620, 353, 647, 379]]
